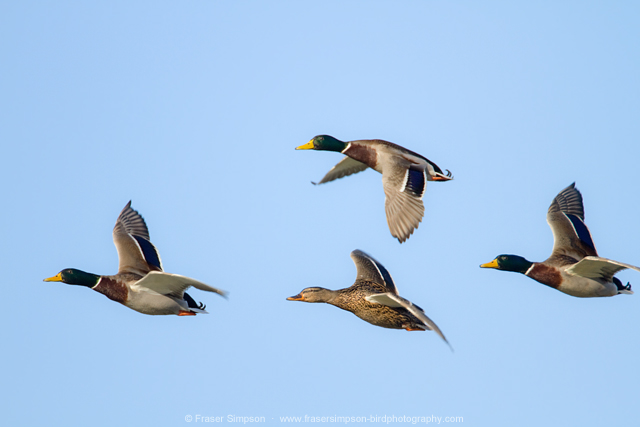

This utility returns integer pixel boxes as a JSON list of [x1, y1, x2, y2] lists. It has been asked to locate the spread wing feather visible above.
[[132, 271, 227, 298], [547, 183, 597, 261], [313, 156, 368, 185], [366, 292, 450, 347], [350, 250, 397, 293], [382, 162, 425, 243], [566, 256, 640, 282], [113, 201, 163, 274]]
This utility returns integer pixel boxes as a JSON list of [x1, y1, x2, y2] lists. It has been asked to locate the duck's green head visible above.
[[44, 269, 100, 288], [480, 255, 532, 274], [296, 135, 347, 153], [287, 287, 336, 303]]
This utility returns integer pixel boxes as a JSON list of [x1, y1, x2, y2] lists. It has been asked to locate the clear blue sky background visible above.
[[2, 2, 639, 426]]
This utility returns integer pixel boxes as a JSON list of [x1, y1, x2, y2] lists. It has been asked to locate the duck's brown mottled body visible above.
[[329, 281, 423, 330]]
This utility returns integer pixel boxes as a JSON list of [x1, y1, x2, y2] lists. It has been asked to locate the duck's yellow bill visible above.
[[44, 272, 63, 282], [480, 259, 499, 269], [286, 293, 305, 301], [295, 141, 315, 150]]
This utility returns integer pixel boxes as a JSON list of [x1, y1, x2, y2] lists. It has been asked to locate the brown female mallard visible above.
[[287, 249, 450, 347]]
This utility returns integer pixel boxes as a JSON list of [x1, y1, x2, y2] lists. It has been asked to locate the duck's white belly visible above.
[[126, 289, 186, 315], [558, 273, 618, 298]]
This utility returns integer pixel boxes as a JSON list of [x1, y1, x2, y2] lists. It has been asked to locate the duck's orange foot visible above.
[[431, 169, 453, 181], [404, 327, 425, 331], [178, 310, 196, 316]]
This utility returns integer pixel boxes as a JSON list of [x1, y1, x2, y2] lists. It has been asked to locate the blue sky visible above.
[[2, 1, 639, 426]]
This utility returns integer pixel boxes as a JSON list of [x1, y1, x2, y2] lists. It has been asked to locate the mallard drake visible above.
[[296, 135, 453, 243], [481, 183, 640, 297], [44, 201, 226, 315], [287, 249, 450, 347]]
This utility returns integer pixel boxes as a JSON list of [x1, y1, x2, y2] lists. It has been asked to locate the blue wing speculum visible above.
[[403, 167, 426, 199], [566, 213, 596, 253], [133, 235, 163, 271]]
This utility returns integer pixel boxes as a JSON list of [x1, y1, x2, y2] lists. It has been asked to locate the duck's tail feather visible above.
[[183, 292, 209, 313]]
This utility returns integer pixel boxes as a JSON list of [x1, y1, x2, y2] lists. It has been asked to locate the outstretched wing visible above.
[[566, 256, 640, 282], [113, 201, 163, 275], [366, 292, 450, 348], [382, 161, 425, 243], [132, 271, 227, 298], [350, 249, 397, 293], [312, 156, 369, 185], [547, 183, 597, 261]]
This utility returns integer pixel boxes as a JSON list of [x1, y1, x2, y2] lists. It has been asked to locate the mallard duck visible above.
[[296, 135, 453, 243], [287, 249, 450, 347], [481, 183, 640, 297], [44, 201, 226, 315]]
